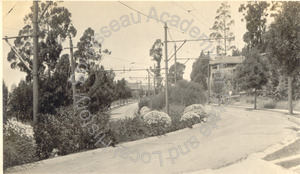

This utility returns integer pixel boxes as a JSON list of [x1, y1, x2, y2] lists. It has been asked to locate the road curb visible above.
[[221, 104, 300, 126], [183, 134, 299, 174]]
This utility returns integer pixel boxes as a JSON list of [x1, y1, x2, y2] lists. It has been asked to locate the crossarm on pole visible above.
[[4, 38, 31, 72]]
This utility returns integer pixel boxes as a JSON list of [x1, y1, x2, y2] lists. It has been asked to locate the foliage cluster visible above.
[[33, 106, 113, 160], [3, 122, 37, 169], [190, 50, 209, 90], [170, 80, 206, 106], [180, 104, 207, 128]]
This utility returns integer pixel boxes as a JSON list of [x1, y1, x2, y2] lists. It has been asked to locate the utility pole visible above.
[[147, 70, 150, 97], [224, 18, 227, 56], [206, 51, 212, 104], [136, 81, 139, 101], [147, 69, 155, 97], [153, 64, 156, 96], [174, 44, 177, 85], [69, 35, 76, 107], [164, 22, 169, 115], [33, 0, 39, 124]]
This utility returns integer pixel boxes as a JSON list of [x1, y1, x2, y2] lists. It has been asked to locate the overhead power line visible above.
[[118, 1, 186, 34], [188, 2, 212, 26], [104, 55, 149, 66], [3, 2, 18, 20], [171, 1, 211, 29], [118, 1, 164, 23]]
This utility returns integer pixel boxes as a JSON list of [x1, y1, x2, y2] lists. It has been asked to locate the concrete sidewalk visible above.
[[186, 134, 299, 174], [218, 104, 300, 126]]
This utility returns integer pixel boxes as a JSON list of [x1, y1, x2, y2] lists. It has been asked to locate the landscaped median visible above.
[[4, 80, 224, 171]]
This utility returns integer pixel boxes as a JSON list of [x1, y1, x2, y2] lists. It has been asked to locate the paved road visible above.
[[109, 102, 138, 120], [6, 105, 299, 173]]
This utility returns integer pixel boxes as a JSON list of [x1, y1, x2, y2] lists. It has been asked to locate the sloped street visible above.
[[6, 106, 299, 173]]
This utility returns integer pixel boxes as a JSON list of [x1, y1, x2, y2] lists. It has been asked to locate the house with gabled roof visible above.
[[209, 55, 244, 95]]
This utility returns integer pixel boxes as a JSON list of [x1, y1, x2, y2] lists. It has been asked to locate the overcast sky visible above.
[[2, 1, 249, 91]]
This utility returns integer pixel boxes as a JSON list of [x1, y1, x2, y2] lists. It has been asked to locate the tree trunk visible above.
[[288, 76, 293, 115], [254, 88, 257, 110]]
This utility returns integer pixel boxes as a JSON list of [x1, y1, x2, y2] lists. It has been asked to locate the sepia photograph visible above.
[[1, 0, 300, 173]]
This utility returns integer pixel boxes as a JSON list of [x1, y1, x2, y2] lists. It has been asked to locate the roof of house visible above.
[[209, 56, 244, 65]]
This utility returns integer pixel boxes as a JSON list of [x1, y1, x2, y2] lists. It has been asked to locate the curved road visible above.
[[109, 102, 138, 120], [6, 105, 299, 173]]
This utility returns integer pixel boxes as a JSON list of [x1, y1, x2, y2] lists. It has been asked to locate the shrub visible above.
[[263, 101, 276, 109], [34, 106, 114, 160], [108, 117, 151, 143], [180, 112, 202, 128], [181, 112, 201, 121], [138, 98, 150, 113], [293, 100, 300, 111], [109, 114, 174, 142], [34, 114, 61, 159], [150, 93, 166, 110], [245, 96, 254, 104], [180, 104, 207, 128], [140, 106, 151, 116], [4, 121, 37, 169], [143, 111, 172, 128], [163, 104, 185, 122], [184, 104, 206, 118], [170, 80, 206, 106], [161, 104, 186, 131]]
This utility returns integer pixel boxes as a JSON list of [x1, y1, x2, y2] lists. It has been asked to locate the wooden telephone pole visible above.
[[3, 0, 51, 124], [147, 70, 151, 97], [174, 44, 177, 85], [164, 22, 169, 115], [205, 51, 213, 104], [68, 35, 76, 107], [33, 0, 39, 124]]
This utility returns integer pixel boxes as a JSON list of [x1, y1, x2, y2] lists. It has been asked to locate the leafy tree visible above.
[[8, 80, 33, 121], [150, 39, 163, 90], [74, 28, 110, 71], [237, 2, 274, 109], [190, 50, 209, 90], [266, 1, 300, 114], [235, 48, 268, 109], [263, 60, 280, 99], [7, 2, 76, 80], [73, 28, 113, 113], [39, 54, 72, 114], [232, 48, 242, 56], [85, 66, 116, 114], [115, 78, 132, 103], [168, 62, 186, 84], [210, 2, 235, 56], [8, 54, 73, 121], [3, 81, 8, 123], [239, 2, 270, 52]]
